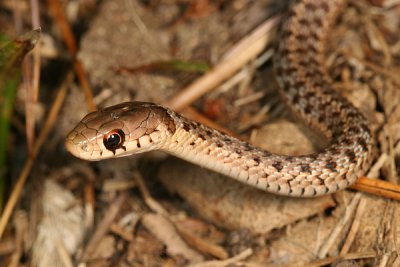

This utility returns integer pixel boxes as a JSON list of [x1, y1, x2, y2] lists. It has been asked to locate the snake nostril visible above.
[[80, 143, 89, 152]]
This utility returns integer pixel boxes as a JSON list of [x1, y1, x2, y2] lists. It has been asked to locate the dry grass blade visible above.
[[165, 16, 279, 111], [0, 72, 72, 238], [187, 248, 253, 267], [142, 213, 204, 263], [304, 251, 377, 267], [23, 0, 42, 156], [317, 194, 361, 258], [339, 198, 367, 255], [81, 192, 128, 261]]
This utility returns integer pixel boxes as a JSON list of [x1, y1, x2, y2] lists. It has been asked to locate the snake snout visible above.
[[65, 129, 98, 160]]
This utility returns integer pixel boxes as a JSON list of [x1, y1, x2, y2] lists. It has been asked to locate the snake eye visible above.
[[103, 129, 125, 154]]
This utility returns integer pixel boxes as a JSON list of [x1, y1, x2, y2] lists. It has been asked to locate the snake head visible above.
[[65, 102, 176, 161]]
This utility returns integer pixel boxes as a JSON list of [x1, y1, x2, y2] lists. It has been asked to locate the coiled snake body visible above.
[[66, 0, 374, 197]]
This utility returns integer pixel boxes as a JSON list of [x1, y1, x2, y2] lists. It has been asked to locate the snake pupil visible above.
[[108, 134, 120, 146], [103, 129, 125, 152]]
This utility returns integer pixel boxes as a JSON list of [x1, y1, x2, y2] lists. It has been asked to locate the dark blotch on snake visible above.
[[295, 33, 308, 42], [304, 91, 315, 98], [313, 17, 323, 27], [348, 126, 360, 134], [205, 129, 213, 137], [318, 114, 326, 123], [304, 2, 317, 11], [298, 17, 310, 27], [253, 157, 261, 166], [301, 164, 310, 173], [325, 161, 337, 171], [345, 150, 356, 163], [357, 137, 368, 151], [304, 104, 313, 114], [292, 94, 300, 105], [183, 122, 191, 132], [242, 143, 253, 151], [273, 162, 283, 172], [223, 138, 232, 144], [320, 1, 330, 12], [216, 142, 223, 148]]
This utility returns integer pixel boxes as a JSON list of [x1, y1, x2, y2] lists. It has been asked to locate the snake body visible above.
[[65, 0, 374, 197]]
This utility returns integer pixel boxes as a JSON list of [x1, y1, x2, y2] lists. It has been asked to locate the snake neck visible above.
[[156, 110, 371, 197]]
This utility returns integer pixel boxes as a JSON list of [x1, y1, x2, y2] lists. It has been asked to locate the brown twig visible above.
[[47, 0, 96, 112], [176, 225, 229, 259], [351, 177, 400, 201]]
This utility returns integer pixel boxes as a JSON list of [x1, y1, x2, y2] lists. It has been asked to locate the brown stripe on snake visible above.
[[65, 0, 375, 197]]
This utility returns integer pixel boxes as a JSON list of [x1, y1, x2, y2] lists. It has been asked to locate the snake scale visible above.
[[66, 0, 374, 197]]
